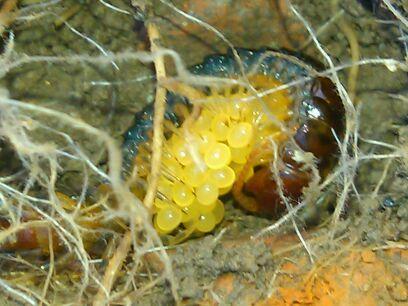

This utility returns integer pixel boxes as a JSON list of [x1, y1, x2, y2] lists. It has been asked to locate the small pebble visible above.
[[382, 196, 397, 208]]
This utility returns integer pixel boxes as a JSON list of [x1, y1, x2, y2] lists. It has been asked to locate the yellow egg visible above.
[[255, 112, 269, 126], [204, 143, 231, 169], [157, 178, 174, 199], [243, 108, 259, 124], [197, 131, 216, 154], [172, 182, 194, 207], [239, 103, 252, 120], [208, 166, 235, 189], [154, 216, 172, 234], [183, 164, 208, 187], [181, 201, 200, 223], [182, 219, 196, 231], [211, 114, 230, 141], [195, 199, 216, 213], [229, 100, 244, 120], [154, 198, 170, 210], [196, 182, 218, 206], [156, 205, 182, 232], [193, 110, 212, 132], [134, 155, 149, 177], [219, 185, 232, 195], [227, 122, 253, 148], [162, 157, 183, 179], [257, 125, 280, 141], [196, 213, 216, 233], [230, 146, 251, 164], [213, 200, 225, 224], [162, 150, 173, 160], [171, 138, 192, 166]]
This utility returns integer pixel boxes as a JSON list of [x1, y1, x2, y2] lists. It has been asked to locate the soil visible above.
[[0, 0, 407, 305]]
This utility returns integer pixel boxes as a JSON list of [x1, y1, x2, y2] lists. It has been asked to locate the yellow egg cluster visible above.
[[136, 75, 292, 240]]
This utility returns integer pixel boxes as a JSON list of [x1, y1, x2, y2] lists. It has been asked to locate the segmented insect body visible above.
[[123, 48, 345, 240], [0, 214, 61, 252], [122, 92, 188, 173], [0, 49, 345, 252], [0, 193, 100, 252]]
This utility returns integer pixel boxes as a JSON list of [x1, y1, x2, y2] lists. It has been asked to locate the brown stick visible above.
[[143, 22, 167, 210], [93, 231, 132, 306]]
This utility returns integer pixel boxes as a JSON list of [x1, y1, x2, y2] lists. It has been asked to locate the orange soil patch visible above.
[[259, 247, 408, 306]]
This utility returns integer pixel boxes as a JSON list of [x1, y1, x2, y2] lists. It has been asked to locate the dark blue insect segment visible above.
[[122, 92, 187, 172], [122, 48, 315, 171]]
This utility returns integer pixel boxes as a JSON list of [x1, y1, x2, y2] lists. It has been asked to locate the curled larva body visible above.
[[123, 48, 345, 238], [0, 50, 346, 252]]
